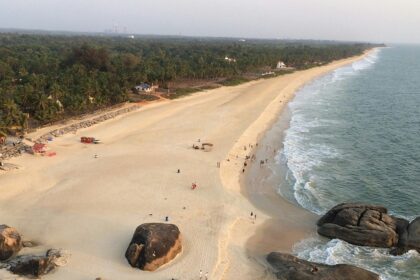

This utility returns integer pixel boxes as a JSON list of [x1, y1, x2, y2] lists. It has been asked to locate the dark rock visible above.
[[267, 252, 380, 280], [125, 223, 182, 271], [317, 203, 399, 248], [4, 249, 66, 277], [406, 217, 420, 251], [0, 225, 22, 261], [394, 217, 410, 251], [393, 217, 420, 255]]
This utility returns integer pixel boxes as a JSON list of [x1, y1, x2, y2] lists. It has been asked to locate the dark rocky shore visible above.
[[267, 203, 420, 279], [267, 252, 380, 280]]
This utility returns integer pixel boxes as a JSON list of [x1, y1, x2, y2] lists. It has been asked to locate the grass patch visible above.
[[220, 77, 250, 86], [163, 87, 202, 99], [129, 93, 160, 102], [261, 70, 295, 79]]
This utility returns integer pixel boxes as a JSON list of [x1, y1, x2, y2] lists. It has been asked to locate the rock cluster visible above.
[[125, 223, 182, 271], [0, 143, 29, 161], [2, 249, 67, 277], [0, 225, 66, 277], [267, 252, 380, 280], [317, 203, 420, 255]]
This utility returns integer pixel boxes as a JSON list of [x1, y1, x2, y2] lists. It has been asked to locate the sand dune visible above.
[[0, 51, 371, 280]]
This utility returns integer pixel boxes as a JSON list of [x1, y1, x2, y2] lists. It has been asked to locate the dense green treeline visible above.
[[0, 33, 379, 133]]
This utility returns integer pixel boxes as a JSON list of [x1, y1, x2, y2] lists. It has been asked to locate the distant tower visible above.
[[113, 22, 119, 33]]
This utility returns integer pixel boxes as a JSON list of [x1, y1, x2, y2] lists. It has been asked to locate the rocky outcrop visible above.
[[0, 225, 22, 261], [125, 223, 182, 271], [0, 143, 29, 161], [1, 249, 67, 277], [317, 203, 400, 248], [267, 252, 380, 280]]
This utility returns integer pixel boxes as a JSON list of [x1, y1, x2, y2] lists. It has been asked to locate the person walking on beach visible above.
[[177, 169, 180, 173], [205, 271, 209, 280], [200, 269, 203, 279]]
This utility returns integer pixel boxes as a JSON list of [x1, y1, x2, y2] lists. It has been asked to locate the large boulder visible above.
[[125, 223, 182, 271], [267, 252, 380, 280], [0, 225, 22, 261], [317, 203, 401, 248]]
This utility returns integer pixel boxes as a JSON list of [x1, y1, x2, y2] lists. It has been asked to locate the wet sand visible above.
[[219, 50, 375, 279]]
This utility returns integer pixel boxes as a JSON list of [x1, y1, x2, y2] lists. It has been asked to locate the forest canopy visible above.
[[0, 33, 379, 133]]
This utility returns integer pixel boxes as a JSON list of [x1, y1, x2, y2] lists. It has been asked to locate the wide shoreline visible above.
[[0, 50, 374, 280], [218, 49, 376, 278]]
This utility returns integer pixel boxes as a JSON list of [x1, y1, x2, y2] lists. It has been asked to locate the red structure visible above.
[[81, 137, 95, 144], [32, 143, 46, 154]]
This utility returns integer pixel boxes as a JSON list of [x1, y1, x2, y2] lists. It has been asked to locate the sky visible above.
[[1, 0, 420, 44]]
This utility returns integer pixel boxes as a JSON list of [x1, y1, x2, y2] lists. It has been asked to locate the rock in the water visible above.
[[267, 252, 380, 280], [0, 225, 22, 261], [125, 223, 182, 271], [317, 203, 400, 248], [2, 249, 67, 277], [392, 217, 420, 255]]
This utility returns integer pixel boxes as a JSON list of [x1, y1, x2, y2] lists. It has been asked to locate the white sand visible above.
[[0, 51, 372, 280]]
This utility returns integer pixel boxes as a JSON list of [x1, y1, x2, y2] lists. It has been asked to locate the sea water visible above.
[[277, 46, 420, 279]]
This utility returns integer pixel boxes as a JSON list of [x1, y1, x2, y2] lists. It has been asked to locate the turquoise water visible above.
[[277, 46, 420, 279]]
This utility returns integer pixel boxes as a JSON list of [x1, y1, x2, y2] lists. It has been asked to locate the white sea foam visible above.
[[280, 48, 382, 214], [293, 237, 420, 280]]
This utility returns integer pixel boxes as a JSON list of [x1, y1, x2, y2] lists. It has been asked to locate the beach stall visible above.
[[32, 143, 47, 155], [81, 137, 101, 144], [201, 143, 214, 152]]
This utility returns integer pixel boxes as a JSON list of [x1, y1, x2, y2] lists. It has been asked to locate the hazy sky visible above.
[[1, 0, 420, 43]]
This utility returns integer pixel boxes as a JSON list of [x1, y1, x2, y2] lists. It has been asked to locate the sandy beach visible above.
[[0, 51, 372, 280]]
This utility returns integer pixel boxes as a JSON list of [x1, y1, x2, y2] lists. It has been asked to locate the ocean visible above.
[[275, 46, 420, 279]]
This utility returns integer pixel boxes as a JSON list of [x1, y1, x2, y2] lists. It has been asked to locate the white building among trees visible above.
[[276, 61, 287, 69]]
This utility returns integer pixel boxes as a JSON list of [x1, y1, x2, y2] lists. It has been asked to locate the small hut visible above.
[[201, 143, 214, 152]]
